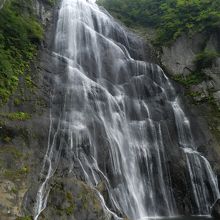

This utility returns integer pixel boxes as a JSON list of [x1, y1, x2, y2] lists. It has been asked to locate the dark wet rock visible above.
[[0, 0, 58, 219], [211, 199, 220, 219], [38, 177, 108, 220]]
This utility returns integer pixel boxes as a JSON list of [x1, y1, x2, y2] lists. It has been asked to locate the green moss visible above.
[[206, 95, 220, 113], [11, 187, 19, 194], [53, 191, 75, 216], [0, 146, 23, 159], [66, 191, 73, 201], [0, 119, 5, 126], [0, 112, 31, 120], [16, 216, 32, 220], [3, 136, 11, 143], [65, 191, 75, 215], [25, 75, 35, 89], [46, 0, 57, 6], [20, 165, 30, 174], [172, 73, 205, 87], [52, 179, 103, 217], [76, 182, 102, 212], [65, 204, 75, 216], [14, 98, 23, 106], [187, 91, 202, 98], [4, 165, 30, 180], [0, 0, 43, 105]]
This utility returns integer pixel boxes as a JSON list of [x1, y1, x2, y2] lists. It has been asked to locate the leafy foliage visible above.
[[98, 0, 220, 44], [98, 0, 164, 27], [44, 0, 57, 6], [194, 50, 220, 69], [0, 0, 43, 105], [172, 72, 205, 87], [157, 0, 220, 43], [0, 112, 31, 120]]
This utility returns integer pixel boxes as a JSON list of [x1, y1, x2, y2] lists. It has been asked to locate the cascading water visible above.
[[0, 0, 6, 9], [33, 0, 220, 219], [172, 98, 220, 214]]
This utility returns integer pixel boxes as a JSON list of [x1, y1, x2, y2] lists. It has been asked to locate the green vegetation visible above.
[[16, 216, 32, 220], [65, 204, 75, 216], [52, 179, 104, 217], [98, 0, 163, 27], [0, 146, 23, 159], [66, 191, 73, 201], [14, 98, 23, 106], [172, 49, 218, 86], [194, 50, 220, 69], [64, 192, 76, 215], [156, 0, 220, 44], [98, 0, 220, 44], [0, 0, 43, 105], [46, 0, 57, 6], [4, 165, 30, 180], [172, 72, 205, 87], [0, 112, 31, 120], [11, 187, 19, 194]]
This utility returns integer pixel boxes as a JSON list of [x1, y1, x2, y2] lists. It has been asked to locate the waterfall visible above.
[[172, 98, 220, 214], [33, 0, 220, 219], [0, 0, 6, 9]]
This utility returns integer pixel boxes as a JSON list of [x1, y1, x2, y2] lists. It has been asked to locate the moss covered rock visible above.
[[38, 178, 108, 220]]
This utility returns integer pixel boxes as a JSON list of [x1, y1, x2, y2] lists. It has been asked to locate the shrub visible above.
[[194, 50, 220, 69], [0, 0, 43, 105], [0, 112, 31, 120], [98, 0, 220, 45], [172, 72, 205, 87]]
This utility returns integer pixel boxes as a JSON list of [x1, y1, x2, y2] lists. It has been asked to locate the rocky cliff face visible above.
[[0, 1, 55, 219], [159, 30, 220, 185]]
